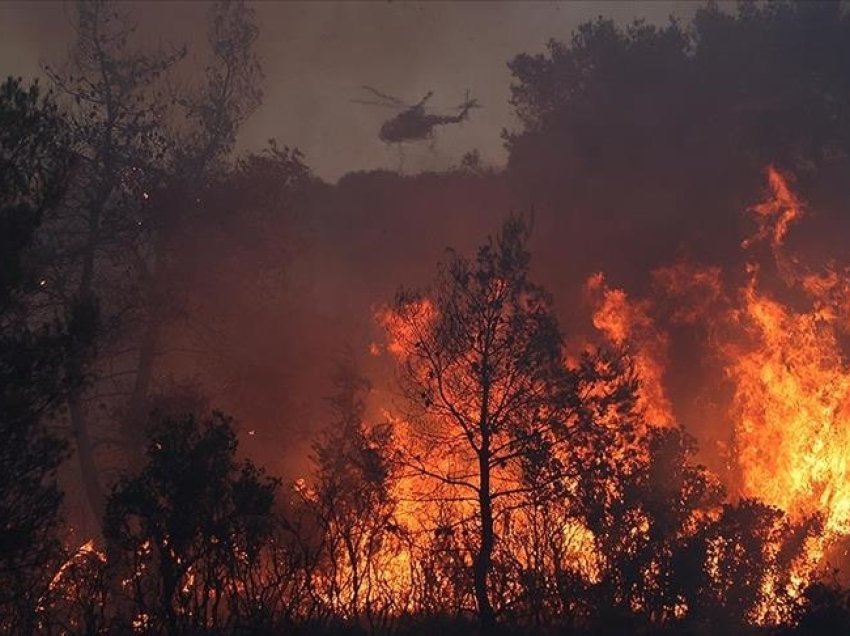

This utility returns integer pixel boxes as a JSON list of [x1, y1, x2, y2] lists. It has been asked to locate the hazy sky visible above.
[[1, 1, 701, 181]]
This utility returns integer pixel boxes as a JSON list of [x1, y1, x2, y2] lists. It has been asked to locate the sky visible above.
[[0, 1, 701, 181]]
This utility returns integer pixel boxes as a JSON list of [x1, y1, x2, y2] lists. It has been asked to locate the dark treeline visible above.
[[4, 0, 850, 634]]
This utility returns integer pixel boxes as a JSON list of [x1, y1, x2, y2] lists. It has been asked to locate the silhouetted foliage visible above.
[[300, 356, 407, 628], [0, 76, 92, 636], [506, 1, 850, 293], [784, 579, 850, 635], [104, 410, 279, 634]]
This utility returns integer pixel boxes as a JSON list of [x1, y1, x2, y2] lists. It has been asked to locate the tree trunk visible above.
[[122, 214, 167, 472], [69, 397, 104, 524], [474, 447, 496, 634], [343, 531, 361, 622], [121, 319, 158, 471], [69, 204, 104, 528]]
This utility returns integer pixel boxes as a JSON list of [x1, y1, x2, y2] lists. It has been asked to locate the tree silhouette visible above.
[[40, 0, 189, 525], [575, 426, 724, 627], [787, 579, 850, 635], [509, 2, 850, 179], [38, 0, 269, 529], [0, 76, 88, 635], [104, 410, 278, 635]]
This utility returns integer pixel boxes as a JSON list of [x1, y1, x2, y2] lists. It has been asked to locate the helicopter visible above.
[[352, 86, 481, 145]]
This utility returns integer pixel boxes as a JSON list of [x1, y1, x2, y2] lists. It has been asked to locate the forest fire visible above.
[[44, 165, 843, 632], [587, 167, 850, 607], [352, 166, 850, 627], [614, 169, 849, 532], [19, 168, 850, 633], [6, 1, 850, 634]]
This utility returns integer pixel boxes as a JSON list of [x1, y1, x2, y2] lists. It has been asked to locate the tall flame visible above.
[[586, 272, 675, 428], [585, 166, 850, 609], [728, 168, 850, 536]]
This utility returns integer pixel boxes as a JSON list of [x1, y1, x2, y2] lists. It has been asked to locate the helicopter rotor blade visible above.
[[350, 99, 403, 110], [416, 90, 435, 108], [361, 85, 408, 107]]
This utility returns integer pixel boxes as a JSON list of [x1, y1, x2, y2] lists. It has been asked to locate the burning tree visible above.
[[307, 357, 406, 626], [380, 216, 639, 630], [584, 167, 840, 624]]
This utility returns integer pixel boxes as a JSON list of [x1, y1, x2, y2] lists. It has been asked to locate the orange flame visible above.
[[586, 272, 675, 427], [727, 169, 850, 537], [583, 166, 850, 618]]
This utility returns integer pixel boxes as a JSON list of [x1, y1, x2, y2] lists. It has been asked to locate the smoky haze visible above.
[[1, 0, 700, 180], [8, 1, 850, 630], [6, 0, 850, 559], [0, 0, 701, 482], [5, 0, 846, 485]]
